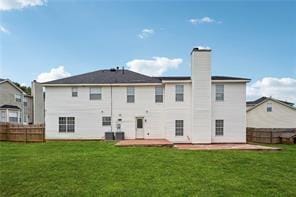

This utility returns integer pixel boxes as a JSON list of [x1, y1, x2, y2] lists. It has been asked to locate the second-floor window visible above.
[[24, 97, 28, 107], [267, 103, 272, 112], [175, 85, 184, 102], [90, 87, 101, 100], [127, 87, 135, 103], [15, 94, 21, 102], [216, 84, 224, 101], [155, 86, 163, 103], [72, 87, 78, 97]]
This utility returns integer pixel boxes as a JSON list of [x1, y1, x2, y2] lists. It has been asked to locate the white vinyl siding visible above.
[[127, 87, 135, 103], [175, 120, 184, 136], [175, 85, 184, 102], [72, 87, 78, 97], [215, 120, 224, 136], [216, 84, 224, 101], [155, 86, 163, 103], [59, 117, 75, 132], [89, 87, 101, 100]]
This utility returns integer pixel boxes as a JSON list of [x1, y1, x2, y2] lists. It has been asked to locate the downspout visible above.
[[110, 85, 113, 132]]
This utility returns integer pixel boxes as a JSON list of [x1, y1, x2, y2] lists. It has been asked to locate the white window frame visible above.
[[15, 94, 22, 102], [0, 111, 6, 122], [90, 87, 101, 100], [102, 116, 111, 126], [216, 84, 224, 101], [155, 86, 164, 103], [8, 111, 18, 123], [59, 117, 75, 132], [23, 97, 28, 107], [175, 85, 184, 102], [175, 120, 184, 136], [267, 103, 272, 112], [72, 87, 78, 97], [215, 120, 224, 136], [127, 87, 135, 103]]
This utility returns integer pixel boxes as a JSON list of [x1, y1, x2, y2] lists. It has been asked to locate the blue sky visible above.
[[0, 0, 295, 101]]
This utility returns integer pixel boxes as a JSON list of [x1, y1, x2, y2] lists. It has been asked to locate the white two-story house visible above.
[[41, 48, 250, 143]]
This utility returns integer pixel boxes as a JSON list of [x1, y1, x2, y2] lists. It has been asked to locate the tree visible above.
[[13, 82, 31, 95]]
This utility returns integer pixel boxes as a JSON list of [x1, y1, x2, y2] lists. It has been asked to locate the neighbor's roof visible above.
[[247, 97, 295, 106], [42, 68, 250, 85], [0, 78, 5, 82], [247, 97, 296, 112], [0, 78, 27, 95], [0, 105, 20, 109]]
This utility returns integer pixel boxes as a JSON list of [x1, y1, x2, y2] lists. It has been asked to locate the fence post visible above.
[[25, 128, 27, 143]]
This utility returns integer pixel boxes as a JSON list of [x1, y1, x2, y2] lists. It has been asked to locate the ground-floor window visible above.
[[175, 120, 184, 136], [102, 116, 111, 126], [215, 120, 224, 136], [0, 111, 6, 122], [8, 111, 18, 123], [59, 117, 75, 132]]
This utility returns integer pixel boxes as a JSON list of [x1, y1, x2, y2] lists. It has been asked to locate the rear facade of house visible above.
[[42, 48, 250, 143], [0, 79, 33, 124]]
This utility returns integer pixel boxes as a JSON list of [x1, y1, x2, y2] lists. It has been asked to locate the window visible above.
[[216, 84, 224, 101], [8, 111, 18, 123], [175, 85, 184, 102], [267, 103, 272, 112], [127, 87, 135, 103], [59, 117, 75, 132], [215, 120, 224, 136], [90, 87, 101, 100], [175, 120, 184, 136], [72, 87, 78, 97], [1, 111, 6, 122], [137, 118, 143, 129], [24, 98, 28, 107], [15, 94, 21, 102], [155, 86, 164, 103], [102, 116, 111, 126]]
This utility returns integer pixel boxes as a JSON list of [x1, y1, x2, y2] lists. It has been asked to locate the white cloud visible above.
[[189, 17, 221, 25], [126, 57, 182, 76], [37, 66, 71, 83], [247, 77, 296, 103], [0, 25, 9, 34], [138, 28, 154, 39], [0, 0, 47, 11]]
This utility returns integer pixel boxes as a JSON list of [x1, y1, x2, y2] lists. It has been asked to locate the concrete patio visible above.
[[115, 139, 174, 147], [175, 143, 281, 151]]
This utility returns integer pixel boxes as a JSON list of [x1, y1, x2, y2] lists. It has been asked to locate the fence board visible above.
[[0, 123, 45, 142], [247, 127, 296, 144]]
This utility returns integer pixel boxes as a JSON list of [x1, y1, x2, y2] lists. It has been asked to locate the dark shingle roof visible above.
[[247, 97, 295, 106], [43, 69, 250, 85], [43, 69, 162, 84], [0, 105, 20, 109], [211, 76, 250, 81]]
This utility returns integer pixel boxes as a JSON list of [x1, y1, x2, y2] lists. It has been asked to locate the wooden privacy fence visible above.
[[247, 127, 296, 144], [0, 123, 45, 142]]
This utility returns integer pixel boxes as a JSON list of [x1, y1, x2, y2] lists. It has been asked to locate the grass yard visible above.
[[0, 142, 295, 196]]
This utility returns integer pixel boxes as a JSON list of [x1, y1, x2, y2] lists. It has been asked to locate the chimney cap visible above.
[[191, 46, 212, 54]]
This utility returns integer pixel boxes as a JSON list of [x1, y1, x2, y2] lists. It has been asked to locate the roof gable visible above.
[[247, 97, 296, 112]]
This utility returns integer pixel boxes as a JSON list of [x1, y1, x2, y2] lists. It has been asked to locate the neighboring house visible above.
[[0, 78, 33, 124], [41, 48, 250, 143], [247, 97, 296, 128]]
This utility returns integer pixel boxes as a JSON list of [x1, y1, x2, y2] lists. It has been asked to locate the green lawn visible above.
[[0, 142, 295, 196]]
